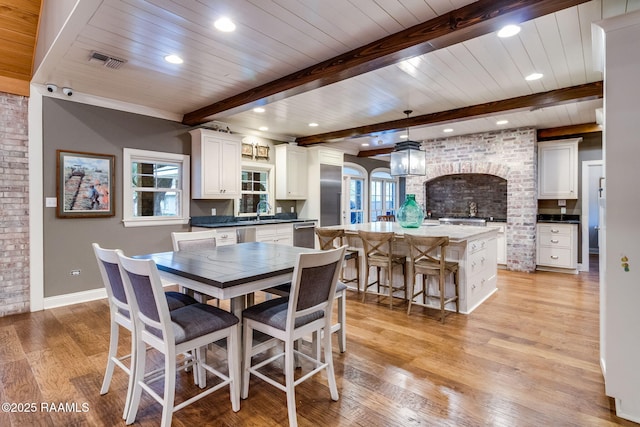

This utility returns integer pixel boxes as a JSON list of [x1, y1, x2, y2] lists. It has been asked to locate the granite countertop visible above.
[[536, 214, 580, 224], [191, 215, 317, 229], [328, 222, 497, 243]]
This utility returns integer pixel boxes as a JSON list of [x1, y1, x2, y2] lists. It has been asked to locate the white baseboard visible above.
[[43, 281, 178, 310], [43, 288, 106, 309]]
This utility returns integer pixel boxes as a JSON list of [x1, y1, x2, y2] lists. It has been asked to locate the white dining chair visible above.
[[118, 252, 241, 427], [241, 245, 346, 427], [170, 230, 219, 304], [92, 243, 199, 420]]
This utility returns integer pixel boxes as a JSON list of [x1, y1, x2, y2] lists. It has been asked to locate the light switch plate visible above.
[[276, 207, 282, 213], [45, 197, 57, 208], [211, 208, 216, 215], [560, 207, 567, 214]]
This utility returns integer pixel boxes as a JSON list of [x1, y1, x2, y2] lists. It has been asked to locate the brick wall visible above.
[[425, 174, 508, 219], [0, 92, 30, 316], [405, 128, 537, 272]]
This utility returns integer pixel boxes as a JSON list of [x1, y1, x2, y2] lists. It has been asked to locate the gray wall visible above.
[[43, 98, 195, 297]]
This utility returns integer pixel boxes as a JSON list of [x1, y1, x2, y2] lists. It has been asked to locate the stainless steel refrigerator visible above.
[[320, 164, 342, 226]]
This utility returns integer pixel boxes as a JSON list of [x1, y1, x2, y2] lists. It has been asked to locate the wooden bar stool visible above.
[[404, 234, 460, 323], [315, 227, 361, 292], [358, 230, 407, 309]]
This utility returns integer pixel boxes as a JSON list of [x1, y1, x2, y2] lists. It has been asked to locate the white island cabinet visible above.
[[331, 222, 498, 314], [190, 129, 241, 199]]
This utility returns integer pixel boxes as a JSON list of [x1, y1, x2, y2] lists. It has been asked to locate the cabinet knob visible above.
[[472, 284, 477, 289]]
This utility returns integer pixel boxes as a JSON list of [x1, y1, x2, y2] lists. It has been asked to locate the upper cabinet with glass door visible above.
[[190, 129, 241, 199]]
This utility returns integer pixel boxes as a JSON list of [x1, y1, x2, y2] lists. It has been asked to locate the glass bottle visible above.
[[397, 194, 425, 228]]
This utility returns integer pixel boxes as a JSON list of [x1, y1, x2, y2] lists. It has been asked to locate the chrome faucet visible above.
[[256, 201, 272, 221]]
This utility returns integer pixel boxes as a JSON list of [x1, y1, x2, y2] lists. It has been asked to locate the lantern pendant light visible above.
[[390, 110, 426, 176]]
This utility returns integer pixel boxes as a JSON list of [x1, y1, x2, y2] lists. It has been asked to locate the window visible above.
[[123, 148, 190, 227], [343, 164, 367, 224], [370, 169, 397, 221], [238, 163, 274, 216]]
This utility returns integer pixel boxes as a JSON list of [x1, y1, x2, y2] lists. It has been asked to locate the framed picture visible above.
[[56, 150, 115, 218], [241, 143, 254, 157], [256, 145, 270, 159]]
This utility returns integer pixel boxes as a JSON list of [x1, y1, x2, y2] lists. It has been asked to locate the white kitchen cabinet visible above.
[[191, 226, 238, 246], [538, 138, 581, 199], [536, 223, 577, 271], [255, 223, 293, 246], [275, 144, 308, 199], [493, 223, 507, 265], [190, 129, 241, 199]]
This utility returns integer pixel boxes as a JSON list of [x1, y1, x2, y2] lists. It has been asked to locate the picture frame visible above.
[[256, 145, 270, 159], [241, 143, 254, 157], [56, 150, 115, 218]]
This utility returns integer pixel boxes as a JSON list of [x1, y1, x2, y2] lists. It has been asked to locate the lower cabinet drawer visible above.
[[537, 247, 574, 268], [538, 233, 571, 248], [215, 229, 237, 246]]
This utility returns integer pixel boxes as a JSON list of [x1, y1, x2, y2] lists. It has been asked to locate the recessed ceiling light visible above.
[[308, 122, 319, 127], [443, 128, 454, 133], [214, 17, 236, 32], [497, 24, 521, 38], [361, 143, 370, 147], [400, 134, 408, 139], [525, 72, 543, 81], [496, 120, 509, 125], [164, 54, 183, 64], [258, 126, 268, 131], [253, 107, 265, 113]]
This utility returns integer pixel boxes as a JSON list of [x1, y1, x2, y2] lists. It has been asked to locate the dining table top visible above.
[[136, 242, 319, 289]]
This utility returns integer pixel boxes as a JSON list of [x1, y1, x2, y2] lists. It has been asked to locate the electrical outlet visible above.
[[560, 207, 567, 214], [291, 207, 295, 213], [70, 269, 81, 276], [276, 207, 282, 213], [558, 199, 566, 207], [211, 208, 216, 215]]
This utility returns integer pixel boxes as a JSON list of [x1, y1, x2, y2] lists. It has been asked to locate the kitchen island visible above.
[[328, 222, 498, 314]]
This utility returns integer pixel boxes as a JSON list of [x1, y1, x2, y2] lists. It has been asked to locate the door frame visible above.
[[581, 160, 603, 272]]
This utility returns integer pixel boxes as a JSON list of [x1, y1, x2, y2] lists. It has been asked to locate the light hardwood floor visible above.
[[0, 262, 636, 426]]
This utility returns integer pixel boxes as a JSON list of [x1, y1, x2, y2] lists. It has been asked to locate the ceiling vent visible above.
[[89, 51, 127, 69]]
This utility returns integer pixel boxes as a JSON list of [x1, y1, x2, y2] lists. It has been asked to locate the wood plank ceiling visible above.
[[0, 0, 41, 96], [18, 1, 640, 153]]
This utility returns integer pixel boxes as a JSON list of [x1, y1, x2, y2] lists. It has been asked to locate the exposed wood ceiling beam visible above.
[[358, 120, 604, 157], [537, 123, 602, 139], [182, 0, 590, 126], [305, 81, 603, 149]]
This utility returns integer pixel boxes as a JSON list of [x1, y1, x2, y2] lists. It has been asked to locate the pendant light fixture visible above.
[[390, 110, 426, 176]]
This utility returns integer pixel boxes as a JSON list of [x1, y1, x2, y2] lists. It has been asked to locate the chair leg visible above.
[[323, 322, 339, 402], [337, 290, 346, 353], [125, 335, 146, 425], [440, 273, 446, 324], [361, 264, 370, 303], [160, 350, 177, 427], [100, 320, 119, 396], [241, 323, 253, 400], [407, 274, 415, 315], [284, 339, 298, 427], [355, 255, 360, 293]]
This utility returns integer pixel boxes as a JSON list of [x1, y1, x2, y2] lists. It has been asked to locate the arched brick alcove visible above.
[[404, 129, 537, 272]]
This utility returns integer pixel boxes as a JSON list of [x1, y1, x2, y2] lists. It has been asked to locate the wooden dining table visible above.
[[136, 242, 318, 316]]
